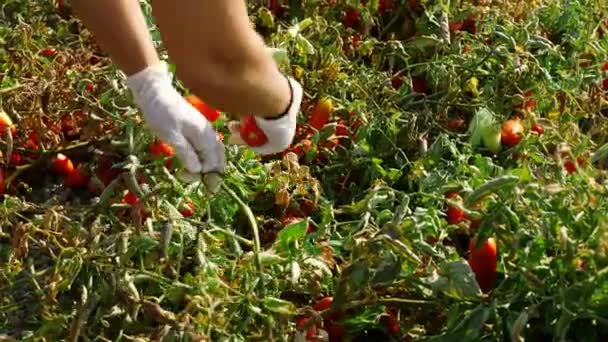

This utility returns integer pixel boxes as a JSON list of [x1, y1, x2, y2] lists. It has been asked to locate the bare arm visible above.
[[149, 0, 291, 118], [72, 0, 291, 119], [71, 0, 159, 76]]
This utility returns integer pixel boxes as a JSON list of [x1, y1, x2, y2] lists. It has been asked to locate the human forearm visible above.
[[150, 0, 292, 119]]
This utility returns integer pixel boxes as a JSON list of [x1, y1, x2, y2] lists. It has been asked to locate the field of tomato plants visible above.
[[2, 0, 608, 341]]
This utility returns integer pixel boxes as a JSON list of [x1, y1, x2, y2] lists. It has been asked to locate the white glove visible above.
[[126, 62, 225, 176], [227, 75, 303, 155]]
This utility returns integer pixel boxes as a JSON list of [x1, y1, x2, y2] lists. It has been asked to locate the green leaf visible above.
[[263, 297, 296, 316], [425, 261, 482, 300], [275, 218, 308, 251]]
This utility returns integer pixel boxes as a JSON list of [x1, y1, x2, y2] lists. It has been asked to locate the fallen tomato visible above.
[[240, 115, 268, 146], [65, 166, 89, 188], [40, 47, 57, 57], [468, 237, 497, 293], [343, 7, 361, 28], [179, 201, 196, 217], [501, 119, 525, 147], [121, 190, 139, 206], [185, 95, 221, 123], [53, 153, 75, 175]]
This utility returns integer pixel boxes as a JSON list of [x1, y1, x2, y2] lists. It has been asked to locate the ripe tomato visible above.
[[65, 166, 89, 188], [0, 110, 16, 137], [84, 82, 94, 92], [185, 95, 221, 123], [313, 297, 333, 311], [602, 61, 608, 72], [531, 123, 543, 135], [391, 75, 404, 90], [40, 47, 57, 57], [335, 120, 349, 136], [10, 152, 23, 166], [603, 78, 608, 90], [468, 237, 497, 293], [446, 192, 465, 225], [310, 97, 333, 130], [380, 308, 399, 335], [501, 119, 525, 147], [343, 7, 361, 28], [148, 140, 174, 157], [447, 117, 465, 131], [378, 0, 396, 14], [239, 115, 268, 146], [295, 316, 319, 341], [564, 157, 587, 174], [179, 201, 196, 217], [412, 76, 429, 94], [121, 190, 139, 206], [53, 153, 74, 175], [293, 139, 313, 157]]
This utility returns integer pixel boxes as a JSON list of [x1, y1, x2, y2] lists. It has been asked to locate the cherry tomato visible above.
[[313, 297, 334, 311], [295, 316, 319, 341], [239, 115, 268, 146], [40, 47, 57, 57], [501, 119, 525, 147], [84, 82, 94, 92], [53, 153, 74, 175], [310, 97, 333, 130], [380, 308, 399, 335], [179, 201, 196, 217], [65, 166, 89, 188], [121, 191, 139, 206], [343, 7, 361, 28], [468, 237, 497, 293], [10, 152, 23, 166], [293, 139, 313, 156], [446, 192, 465, 225], [448, 117, 465, 131], [412, 76, 429, 94], [185, 95, 221, 123], [531, 123, 543, 135]]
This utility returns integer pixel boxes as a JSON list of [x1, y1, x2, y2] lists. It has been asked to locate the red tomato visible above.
[[148, 140, 174, 157], [335, 120, 349, 136], [313, 297, 334, 311], [412, 76, 429, 94], [84, 82, 94, 92], [602, 61, 608, 72], [448, 117, 465, 131], [10, 152, 23, 166], [378, 0, 396, 14], [446, 192, 465, 225], [185, 95, 221, 123], [294, 139, 313, 156], [121, 191, 139, 206], [603, 78, 608, 90], [295, 316, 319, 340], [310, 97, 333, 130], [240, 115, 268, 146], [65, 166, 89, 188], [179, 201, 196, 217], [391, 76, 404, 90], [531, 123, 543, 135], [40, 47, 57, 57], [53, 153, 74, 175], [380, 308, 399, 335], [501, 119, 525, 147], [564, 157, 587, 174], [468, 237, 498, 293], [343, 7, 361, 28]]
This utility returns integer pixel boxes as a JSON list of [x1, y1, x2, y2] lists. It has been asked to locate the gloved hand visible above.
[[226, 74, 303, 155], [126, 62, 225, 178]]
